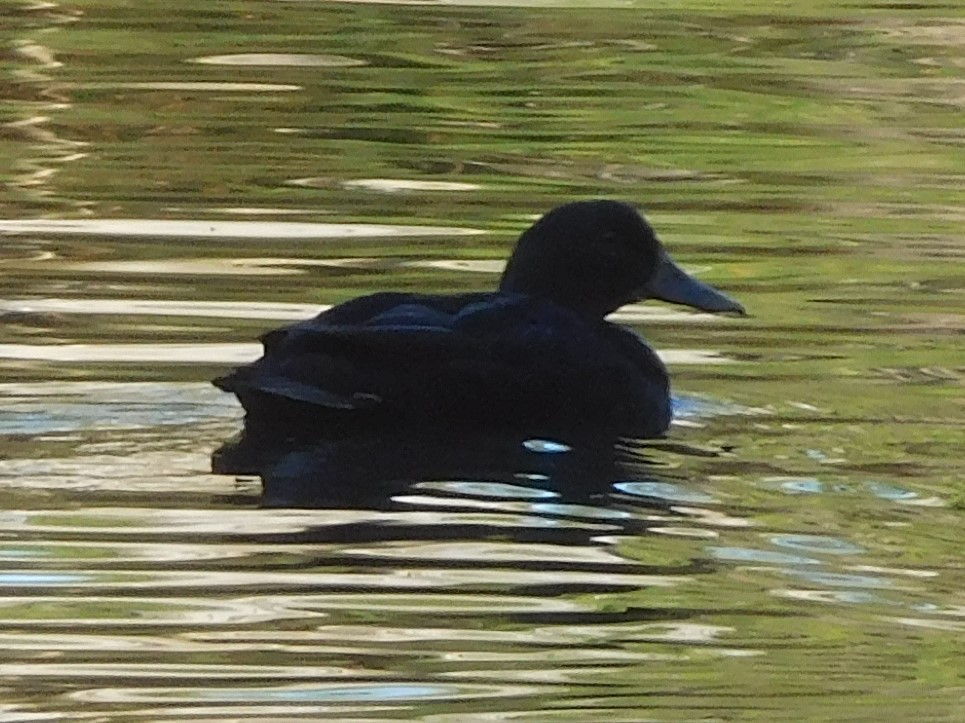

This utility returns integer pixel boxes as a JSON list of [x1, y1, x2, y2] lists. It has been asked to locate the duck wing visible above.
[[214, 291, 669, 436], [215, 292, 517, 411]]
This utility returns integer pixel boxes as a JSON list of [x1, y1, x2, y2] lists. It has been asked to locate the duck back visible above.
[[214, 291, 671, 440]]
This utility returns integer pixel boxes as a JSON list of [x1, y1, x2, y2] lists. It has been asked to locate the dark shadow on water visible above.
[[212, 426, 687, 511]]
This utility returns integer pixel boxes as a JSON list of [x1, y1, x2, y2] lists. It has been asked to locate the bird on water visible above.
[[213, 200, 744, 441]]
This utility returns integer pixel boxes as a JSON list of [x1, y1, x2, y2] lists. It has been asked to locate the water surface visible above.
[[1, 0, 963, 719]]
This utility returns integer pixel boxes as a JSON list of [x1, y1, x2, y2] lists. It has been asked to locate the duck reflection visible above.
[[212, 427, 658, 509], [210, 200, 743, 508], [212, 201, 743, 446]]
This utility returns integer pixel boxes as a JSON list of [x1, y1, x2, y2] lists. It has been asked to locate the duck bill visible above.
[[642, 252, 746, 315]]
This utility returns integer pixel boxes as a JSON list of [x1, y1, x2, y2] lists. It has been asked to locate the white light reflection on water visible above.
[[0, 452, 228, 494], [0, 540, 307, 564], [389, 494, 623, 527], [0, 343, 736, 365], [85, 81, 303, 91], [0, 507, 619, 536], [412, 480, 558, 499], [0, 296, 740, 324], [70, 681, 539, 705], [769, 534, 865, 555], [0, 595, 321, 626], [646, 526, 720, 538], [529, 503, 636, 521], [0, 567, 687, 592], [0, 219, 485, 238], [522, 439, 571, 454], [0, 382, 238, 434], [410, 259, 505, 272], [776, 590, 891, 605], [191, 53, 368, 67], [614, 481, 718, 504], [707, 547, 822, 566], [338, 540, 631, 565], [5, 662, 370, 680], [0, 633, 217, 653], [883, 616, 965, 633], [272, 593, 589, 615], [0, 299, 322, 321], [781, 570, 900, 590], [0, 342, 261, 363], [341, 178, 481, 192], [669, 507, 755, 528]]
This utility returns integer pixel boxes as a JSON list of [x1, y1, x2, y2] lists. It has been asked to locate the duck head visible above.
[[499, 200, 745, 317]]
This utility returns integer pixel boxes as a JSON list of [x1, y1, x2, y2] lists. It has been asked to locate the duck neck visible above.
[[499, 273, 623, 320]]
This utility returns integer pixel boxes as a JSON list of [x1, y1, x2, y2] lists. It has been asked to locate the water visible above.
[[2, 0, 963, 719]]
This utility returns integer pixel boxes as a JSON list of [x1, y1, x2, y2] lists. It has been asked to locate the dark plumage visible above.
[[214, 200, 744, 440]]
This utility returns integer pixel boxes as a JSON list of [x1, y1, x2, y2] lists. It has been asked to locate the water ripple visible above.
[[191, 53, 367, 67], [70, 681, 539, 705], [0, 219, 484, 238]]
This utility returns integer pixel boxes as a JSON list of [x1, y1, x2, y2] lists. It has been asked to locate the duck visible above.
[[213, 200, 744, 441]]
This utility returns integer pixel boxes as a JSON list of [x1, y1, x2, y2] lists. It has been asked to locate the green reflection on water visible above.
[[1, 0, 963, 719]]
